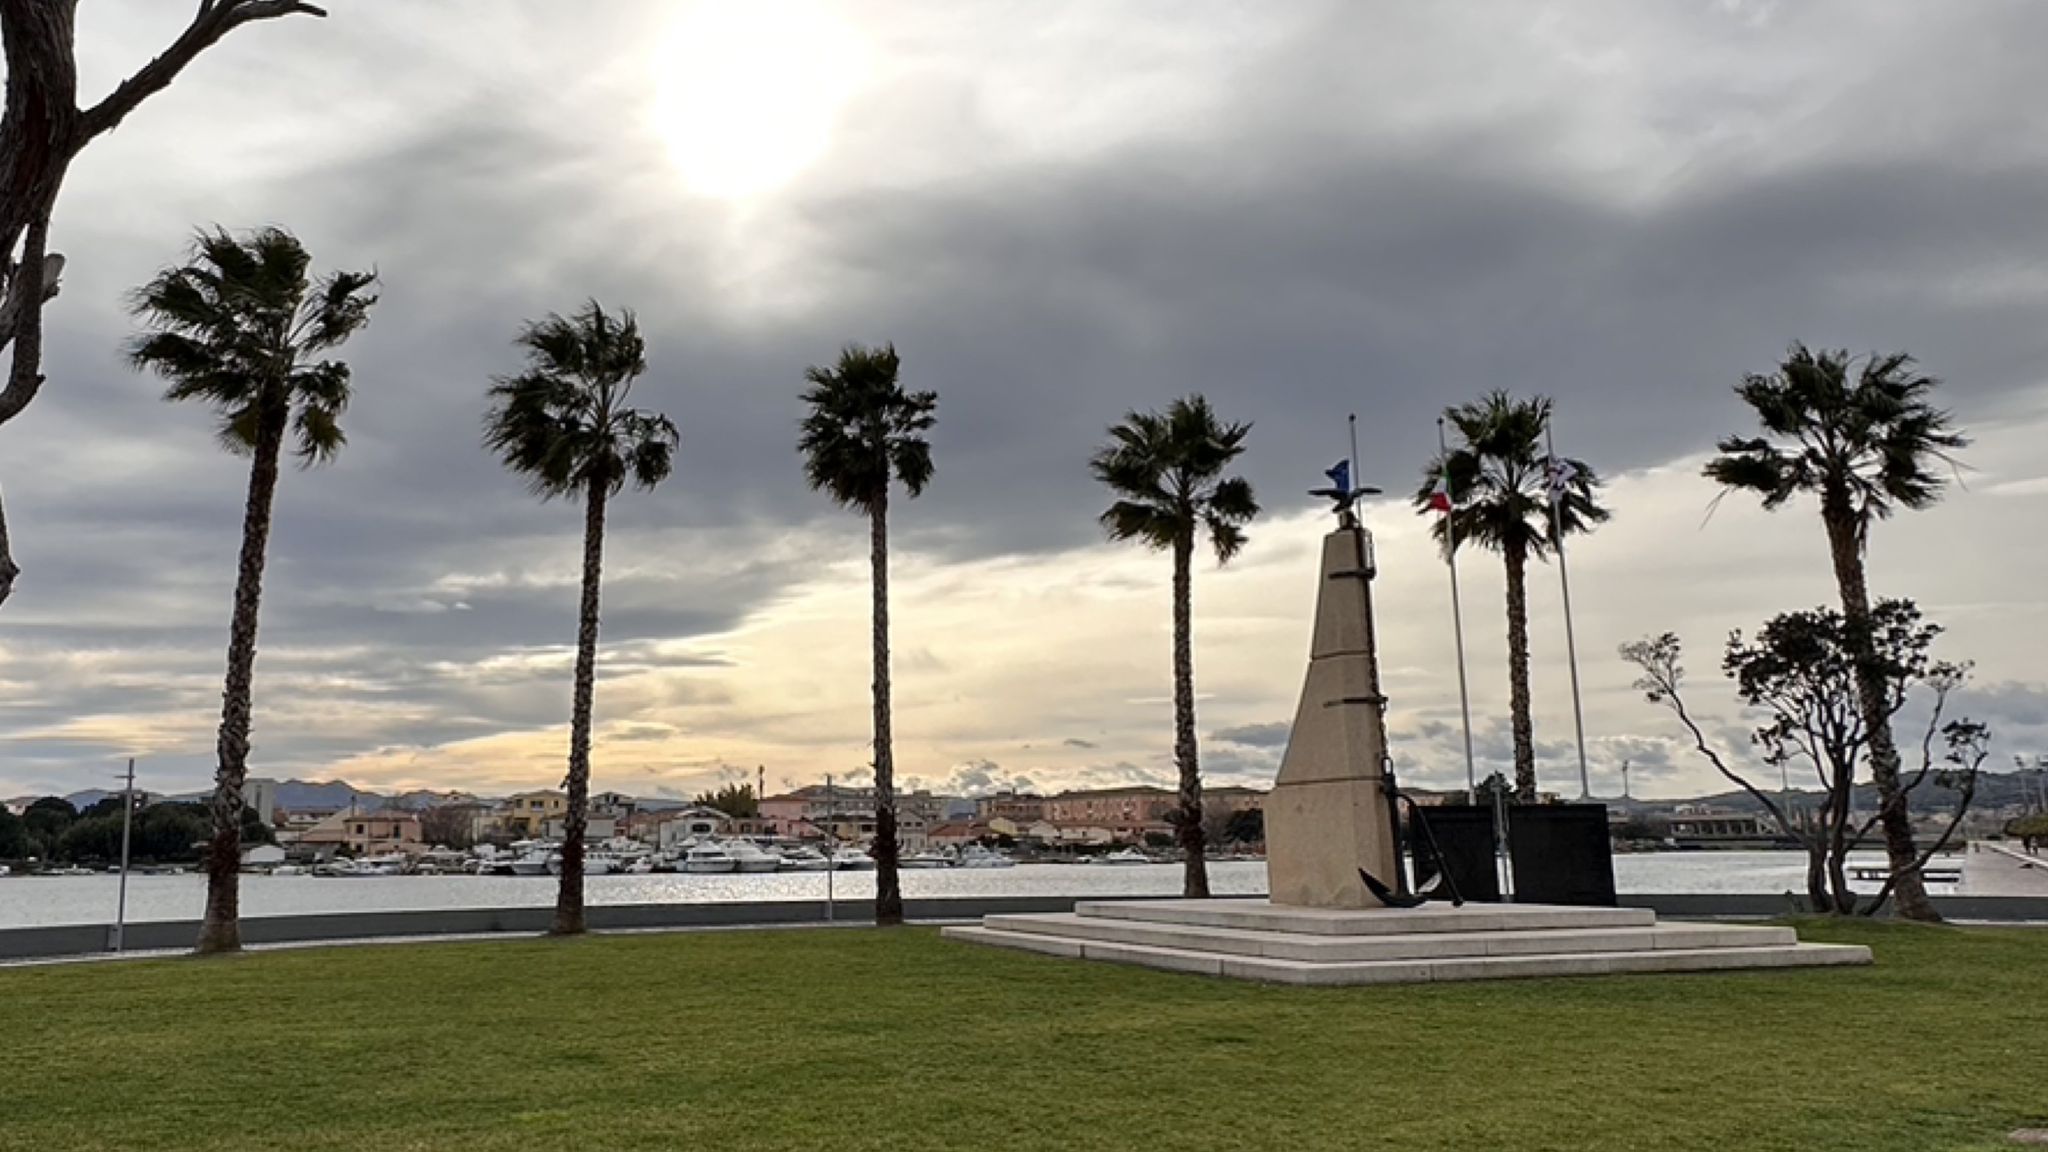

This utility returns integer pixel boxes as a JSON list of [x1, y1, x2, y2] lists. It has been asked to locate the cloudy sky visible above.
[[3, 0, 2045, 803]]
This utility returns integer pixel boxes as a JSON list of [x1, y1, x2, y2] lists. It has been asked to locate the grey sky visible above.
[[3, 1, 2045, 801]]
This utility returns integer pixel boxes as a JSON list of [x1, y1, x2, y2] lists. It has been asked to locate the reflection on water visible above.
[[0, 852, 1941, 929]]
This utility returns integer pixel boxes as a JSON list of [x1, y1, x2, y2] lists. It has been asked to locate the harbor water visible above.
[[0, 851, 1947, 930]]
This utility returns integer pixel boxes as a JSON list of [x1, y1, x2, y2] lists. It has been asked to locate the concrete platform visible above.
[[943, 898, 1871, 986]]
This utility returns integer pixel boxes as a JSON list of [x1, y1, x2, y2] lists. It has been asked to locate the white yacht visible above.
[[778, 846, 833, 872], [726, 840, 783, 874], [1098, 847, 1152, 866], [957, 844, 1016, 869], [902, 849, 954, 869], [546, 852, 613, 876], [831, 848, 877, 871], [508, 849, 555, 877], [682, 844, 739, 874]]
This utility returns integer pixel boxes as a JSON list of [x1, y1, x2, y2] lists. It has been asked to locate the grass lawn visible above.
[[2, 919, 2043, 1152]]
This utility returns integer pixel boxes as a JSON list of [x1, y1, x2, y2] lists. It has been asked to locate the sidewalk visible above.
[[1964, 842, 2048, 896]]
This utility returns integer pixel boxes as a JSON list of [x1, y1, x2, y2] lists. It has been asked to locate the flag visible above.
[[1427, 468, 1453, 513], [1324, 459, 1351, 494], [1546, 456, 1579, 502]]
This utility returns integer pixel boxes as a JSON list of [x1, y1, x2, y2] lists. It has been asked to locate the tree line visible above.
[[0, 794, 273, 866]]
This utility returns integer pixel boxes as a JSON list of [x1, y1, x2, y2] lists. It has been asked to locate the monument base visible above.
[[943, 899, 1869, 986]]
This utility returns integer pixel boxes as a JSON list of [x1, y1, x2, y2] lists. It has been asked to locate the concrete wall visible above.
[[3, 893, 2043, 963]]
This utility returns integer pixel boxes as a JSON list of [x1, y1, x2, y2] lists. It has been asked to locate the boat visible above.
[[957, 844, 1015, 869], [0, 865, 9, 877], [831, 848, 876, 871], [508, 850, 555, 877], [682, 844, 739, 874], [624, 857, 655, 875], [358, 853, 411, 876], [778, 846, 833, 872], [1097, 847, 1152, 866], [546, 852, 614, 876], [726, 840, 783, 874], [270, 864, 308, 877], [902, 849, 954, 869]]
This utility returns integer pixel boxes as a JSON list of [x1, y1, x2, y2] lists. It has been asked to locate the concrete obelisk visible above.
[[1264, 504, 1400, 909]]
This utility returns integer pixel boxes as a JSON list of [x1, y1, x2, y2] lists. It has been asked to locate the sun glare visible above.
[[652, 1, 867, 199]]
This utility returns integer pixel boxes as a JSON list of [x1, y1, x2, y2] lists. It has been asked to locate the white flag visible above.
[[1545, 457, 1579, 502]]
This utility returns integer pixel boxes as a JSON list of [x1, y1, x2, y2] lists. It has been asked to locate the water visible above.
[[0, 852, 1938, 929]]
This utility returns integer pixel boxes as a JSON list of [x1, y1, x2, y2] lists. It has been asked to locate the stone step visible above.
[[1073, 898, 1658, 937], [942, 925, 1873, 986], [982, 912, 1796, 962]]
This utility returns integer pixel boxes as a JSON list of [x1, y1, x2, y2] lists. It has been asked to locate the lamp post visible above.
[[111, 758, 135, 953]]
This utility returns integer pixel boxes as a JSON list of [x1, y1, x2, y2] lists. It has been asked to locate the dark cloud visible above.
[[8, 1, 2048, 795], [1212, 722, 1291, 749]]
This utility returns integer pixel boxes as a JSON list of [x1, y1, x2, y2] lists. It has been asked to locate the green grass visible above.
[[2, 920, 2043, 1151]]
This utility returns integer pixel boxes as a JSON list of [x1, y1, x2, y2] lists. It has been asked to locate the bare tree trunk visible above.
[[0, 481, 17, 608], [0, 0, 322, 612], [870, 492, 903, 925], [1827, 751, 1858, 914], [552, 481, 608, 936], [195, 407, 286, 955], [1173, 531, 1208, 898], [1821, 493, 1937, 922], [1503, 542, 1537, 802]]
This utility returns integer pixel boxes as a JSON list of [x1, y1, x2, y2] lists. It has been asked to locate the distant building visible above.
[[927, 821, 991, 847], [243, 778, 281, 826], [759, 783, 950, 828], [544, 815, 618, 842], [298, 810, 423, 856], [1045, 786, 1176, 826], [240, 844, 287, 867], [501, 790, 567, 837], [656, 807, 731, 853], [590, 791, 638, 818], [1668, 810, 1783, 849], [975, 791, 1046, 824]]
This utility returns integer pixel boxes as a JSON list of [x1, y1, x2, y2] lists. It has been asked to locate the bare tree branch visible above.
[[78, 1, 327, 142]]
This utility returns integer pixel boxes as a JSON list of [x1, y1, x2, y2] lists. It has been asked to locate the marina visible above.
[[2, 850, 2031, 931]]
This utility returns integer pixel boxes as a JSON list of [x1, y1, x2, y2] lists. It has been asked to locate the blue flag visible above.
[[1325, 459, 1351, 493]]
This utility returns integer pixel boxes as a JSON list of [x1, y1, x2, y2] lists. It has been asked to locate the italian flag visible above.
[[1428, 469, 1453, 513]]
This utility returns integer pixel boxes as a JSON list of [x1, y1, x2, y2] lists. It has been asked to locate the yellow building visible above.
[[501, 790, 568, 837]]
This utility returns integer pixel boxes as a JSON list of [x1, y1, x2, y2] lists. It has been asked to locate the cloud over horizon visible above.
[[4, 0, 2046, 803]]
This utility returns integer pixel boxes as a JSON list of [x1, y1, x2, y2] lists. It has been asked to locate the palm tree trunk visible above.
[[1502, 542, 1537, 803], [1173, 531, 1208, 898], [870, 492, 903, 926], [553, 479, 608, 936], [1820, 494, 1938, 921], [195, 409, 286, 955]]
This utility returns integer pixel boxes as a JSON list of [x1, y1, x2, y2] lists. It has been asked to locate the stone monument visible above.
[[944, 455, 1872, 983], [1263, 474, 1399, 909]]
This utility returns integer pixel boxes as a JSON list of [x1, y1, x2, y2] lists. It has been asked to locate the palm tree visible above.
[[1090, 395, 1259, 899], [484, 301, 678, 936], [128, 226, 377, 955], [798, 343, 935, 927], [1414, 392, 1608, 803], [1705, 344, 1966, 922]]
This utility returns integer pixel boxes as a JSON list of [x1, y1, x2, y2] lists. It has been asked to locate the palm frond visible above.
[[131, 227, 372, 468], [1711, 343, 1969, 526], [798, 342, 935, 513], [1091, 393, 1257, 560], [486, 302, 676, 502]]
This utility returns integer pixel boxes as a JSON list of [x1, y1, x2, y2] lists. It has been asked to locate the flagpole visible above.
[[1546, 416, 1592, 802], [1437, 418, 1479, 805]]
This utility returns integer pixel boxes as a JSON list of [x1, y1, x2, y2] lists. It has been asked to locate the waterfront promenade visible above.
[[1968, 841, 2048, 896]]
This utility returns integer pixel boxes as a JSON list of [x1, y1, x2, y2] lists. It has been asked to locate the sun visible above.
[[651, 1, 867, 199]]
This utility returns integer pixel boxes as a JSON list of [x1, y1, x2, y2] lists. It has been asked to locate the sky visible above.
[[3, 0, 2046, 804]]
